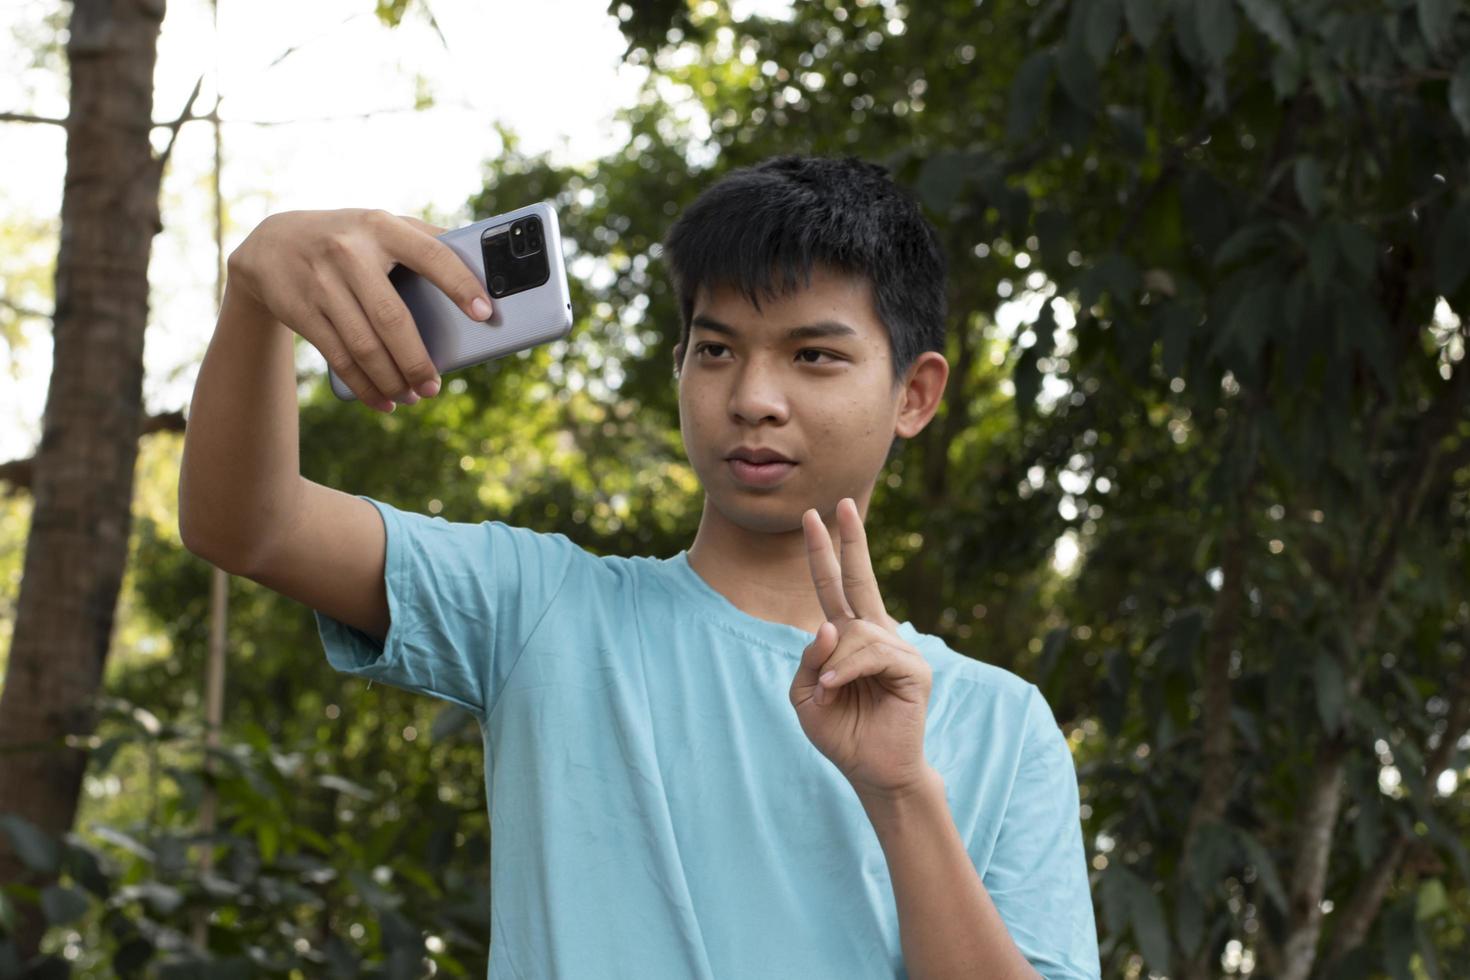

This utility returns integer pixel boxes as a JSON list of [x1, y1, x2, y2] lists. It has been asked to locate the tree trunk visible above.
[[0, 0, 166, 959]]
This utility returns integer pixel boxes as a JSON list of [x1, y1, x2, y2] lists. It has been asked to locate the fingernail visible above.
[[400, 390, 420, 405], [820, 671, 837, 685], [471, 297, 492, 320], [377, 399, 395, 413], [417, 378, 441, 398]]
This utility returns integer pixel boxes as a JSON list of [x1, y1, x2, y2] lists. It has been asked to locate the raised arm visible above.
[[177, 209, 493, 641]]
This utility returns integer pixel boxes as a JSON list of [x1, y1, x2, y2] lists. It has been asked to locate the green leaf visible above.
[[1294, 156, 1324, 217], [1174, 883, 1204, 956], [1164, 609, 1205, 675], [917, 150, 977, 212], [257, 821, 280, 864], [92, 825, 156, 862], [39, 884, 89, 927], [1332, 220, 1378, 279], [1006, 50, 1053, 143], [318, 773, 375, 800], [1055, 42, 1100, 111], [1196, 0, 1239, 65], [1124, 0, 1168, 47], [1417, 0, 1455, 52], [116, 881, 184, 916], [1095, 252, 1141, 304], [1159, 304, 1195, 379], [1451, 57, 1470, 136], [1037, 626, 1069, 692], [1123, 867, 1172, 973], [1271, 49, 1302, 99], [1308, 226, 1338, 294], [1105, 105, 1147, 155], [1416, 879, 1448, 920], [1314, 651, 1346, 733], [1383, 893, 1418, 979], [1240, 0, 1296, 54], [1215, 278, 1279, 361], [0, 815, 60, 875], [1212, 222, 1276, 268], [1086, 0, 1123, 65], [1236, 830, 1288, 912], [1099, 864, 1130, 937], [1188, 820, 1236, 895], [1434, 201, 1470, 297]]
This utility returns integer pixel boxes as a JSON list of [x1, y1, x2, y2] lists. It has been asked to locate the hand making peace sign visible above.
[[788, 497, 936, 802]]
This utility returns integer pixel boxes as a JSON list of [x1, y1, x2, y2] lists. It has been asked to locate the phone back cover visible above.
[[329, 201, 573, 400]]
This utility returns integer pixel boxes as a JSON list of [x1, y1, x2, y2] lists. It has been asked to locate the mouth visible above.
[[725, 454, 797, 488]]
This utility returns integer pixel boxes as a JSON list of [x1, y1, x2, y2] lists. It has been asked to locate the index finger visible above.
[[835, 497, 890, 626], [371, 210, 492, 322], [803, 507, 856, 627]]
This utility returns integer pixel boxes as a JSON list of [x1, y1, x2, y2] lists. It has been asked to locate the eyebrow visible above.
[[690, 314, 859, 342]]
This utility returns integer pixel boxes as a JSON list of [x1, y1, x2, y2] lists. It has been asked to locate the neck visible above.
[[684, 492, 867, 634]]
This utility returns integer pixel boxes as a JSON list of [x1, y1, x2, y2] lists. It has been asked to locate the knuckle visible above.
[[341, 328, 377, 360], [363, 208, 394, 230], [419, 236, 453, 272], [369, 294, 408, 331], [322, 232, 355, 260], [814, 572, 843, 592], [400, 355, 436, 384], [324, 347, 357, 377]]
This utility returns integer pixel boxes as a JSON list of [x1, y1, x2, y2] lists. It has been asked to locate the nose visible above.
[[728, 358, 790, 426]]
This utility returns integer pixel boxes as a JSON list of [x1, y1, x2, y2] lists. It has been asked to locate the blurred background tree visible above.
[[2, 0, 1468, 978]]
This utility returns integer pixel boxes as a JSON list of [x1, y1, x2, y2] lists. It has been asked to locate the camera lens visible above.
[[490, 274, 507, 294]]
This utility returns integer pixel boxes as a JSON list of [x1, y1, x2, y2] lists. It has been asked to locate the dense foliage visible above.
[[3, 0, 1468, 977]]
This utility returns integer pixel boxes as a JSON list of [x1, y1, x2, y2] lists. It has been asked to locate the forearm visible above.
[[860, 769, 1041, 980], [178, 276, 303, 572]]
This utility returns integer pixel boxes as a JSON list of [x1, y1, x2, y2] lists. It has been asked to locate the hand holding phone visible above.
[[227, 208, 487, 411], [329, 203, 573, 403], [226, 204, 572, 411]]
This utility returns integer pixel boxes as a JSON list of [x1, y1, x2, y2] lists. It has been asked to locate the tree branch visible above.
[[1320, 639, 1470, 972], [153, 75, 205, 172], [0, 411, 186, 495], [0, 297, 52, 322], [0, 111, 67, 127], [1278, 737, 1350, 980]]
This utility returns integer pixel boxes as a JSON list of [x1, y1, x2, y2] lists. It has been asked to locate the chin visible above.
[[701, 485, 807, 535]]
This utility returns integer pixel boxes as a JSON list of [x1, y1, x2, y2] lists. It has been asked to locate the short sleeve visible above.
[[983, 685, 1102, 980], [314, 495, 580, 716]]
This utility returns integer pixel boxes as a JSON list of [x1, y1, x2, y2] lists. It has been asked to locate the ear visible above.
[[673, 342, 685, 378], [893, 352, 949, 439]]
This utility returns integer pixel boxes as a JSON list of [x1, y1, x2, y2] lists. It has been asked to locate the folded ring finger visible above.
[[318, 274, 411, 401]]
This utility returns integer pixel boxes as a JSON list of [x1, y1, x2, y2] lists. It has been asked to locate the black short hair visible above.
[[663, 154, 948, 391]]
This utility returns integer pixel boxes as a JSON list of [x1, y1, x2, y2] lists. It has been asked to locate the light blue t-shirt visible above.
[[315, 496, 1101, 980]]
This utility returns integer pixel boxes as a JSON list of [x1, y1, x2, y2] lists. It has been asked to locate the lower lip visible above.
[[728, 459, 796, 487]]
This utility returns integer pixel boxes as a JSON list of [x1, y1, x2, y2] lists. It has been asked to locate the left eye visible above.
[[796, 349, 840, 364]]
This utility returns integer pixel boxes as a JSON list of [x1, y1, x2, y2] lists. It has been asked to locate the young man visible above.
[[179, 155, 1100, 979]]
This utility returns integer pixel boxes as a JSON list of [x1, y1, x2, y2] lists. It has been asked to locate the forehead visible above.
[[691, 265, 888, 345]]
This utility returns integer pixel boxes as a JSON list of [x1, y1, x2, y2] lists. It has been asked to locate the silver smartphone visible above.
[[329, 201, 574, 401]]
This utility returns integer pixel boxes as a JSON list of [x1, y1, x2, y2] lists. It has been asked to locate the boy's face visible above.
[[675, 264, 941, 535]]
